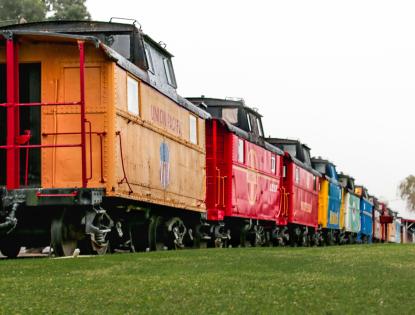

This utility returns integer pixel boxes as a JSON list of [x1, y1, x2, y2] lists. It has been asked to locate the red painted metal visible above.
[[85, 120, 93, 180], [205, 119, 225, 221], [6, 39, 19, 189], [281, 154, 319, 228], [18, 130, 32, 186], [99, 133, 105, 183], [205, 119, 283, 222], [78, 41, 87, 188], [36, 191, 78, 198]]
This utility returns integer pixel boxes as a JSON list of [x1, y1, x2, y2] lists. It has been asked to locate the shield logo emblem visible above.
[[160, 142, 170, 189]]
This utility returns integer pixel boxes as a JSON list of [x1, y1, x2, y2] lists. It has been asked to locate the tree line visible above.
[[0, 0, 90, 25]]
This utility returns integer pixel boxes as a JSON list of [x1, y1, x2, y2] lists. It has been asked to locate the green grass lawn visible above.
[[1, 244, 414, 314]]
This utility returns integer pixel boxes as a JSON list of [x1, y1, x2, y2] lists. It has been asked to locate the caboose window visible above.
[[295, 167, 300, 184], [257, 117, 264, 137], [145, 48, 155, 73], [238, 139, 244, 163], [246, 114, 252, 131], [127, 76, 140, 116], [222, 108, 238, 124], [189, 114, 198, 144], [282, 144, 296, 157], [163, 58, 177, 87], [107, 34, 131, 60], [271, 156, 276, 173], [314, 163, 325, 175]]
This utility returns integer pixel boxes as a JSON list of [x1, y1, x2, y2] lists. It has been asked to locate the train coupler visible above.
[[0, 203, 19, 234]]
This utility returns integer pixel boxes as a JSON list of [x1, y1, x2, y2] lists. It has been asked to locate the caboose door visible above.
[[0, 63, 41, 186]]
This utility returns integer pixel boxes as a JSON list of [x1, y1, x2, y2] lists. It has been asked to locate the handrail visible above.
[[221, 176, 227, 207], [85, 120, 93, 180], [0, 37, 89, 189], [215, 167, 221, 207]]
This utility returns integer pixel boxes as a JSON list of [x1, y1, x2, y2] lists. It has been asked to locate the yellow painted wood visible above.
[[318, 179, 329, 228], [339, 189, 345, 229], [0, 42, 206, 212]]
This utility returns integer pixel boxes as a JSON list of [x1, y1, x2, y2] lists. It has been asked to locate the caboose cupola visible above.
[[266, 138, 313, 169], [311, 157, 340, 182], [355, 185, 370, 200], [187, 97, 265, 143], [338, 173, 356, 192], [0, 20, 179, 99]]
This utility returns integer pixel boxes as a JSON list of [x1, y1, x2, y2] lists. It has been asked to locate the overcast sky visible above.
[[87, 0, 415, 218]]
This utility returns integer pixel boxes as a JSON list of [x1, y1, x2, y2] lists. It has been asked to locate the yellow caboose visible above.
[[0, 21, 209, 257]]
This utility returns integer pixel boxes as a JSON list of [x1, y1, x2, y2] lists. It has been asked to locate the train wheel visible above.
[[0, 236, 21, 258], [194, 224, 208, 248], [148, 216, 167, 251], [250, 225, 266, 247], [51, 213, 82, 257]]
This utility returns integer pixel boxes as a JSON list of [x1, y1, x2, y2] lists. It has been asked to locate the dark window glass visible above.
[[106, 34, 131, 59], [302, 148, 311, 166], [282, 144, 296, 157], [314, 163, 326, 174], [145, 48, 154, 73], [163, 58, 177, 87]]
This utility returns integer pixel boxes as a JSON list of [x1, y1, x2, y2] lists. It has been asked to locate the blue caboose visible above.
[[355, 186, 373, 243], [312, 158, 342, 244], [395, 218, 402, 244]]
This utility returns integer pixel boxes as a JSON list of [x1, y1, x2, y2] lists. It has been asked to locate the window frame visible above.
[[189, 114, 198, 145], [237, 139, 245, 163], [295, 167, 300, 184], [145, 47, 155, 74], [256, 117, 264, 137], [246, 113, 252, 131], [271, 155, 276, 174], [163, 58, 177, 87], [126, 75, 140, 116]]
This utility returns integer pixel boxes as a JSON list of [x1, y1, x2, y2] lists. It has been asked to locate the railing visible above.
[[0, 36, 89, 189]]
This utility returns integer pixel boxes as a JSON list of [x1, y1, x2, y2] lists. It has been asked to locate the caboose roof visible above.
[[187, 97, 263, 117], [0, 30, 209, 119], [0, 20, 174, 57], [311, 157, 335, 166], [266, 138, 311, 150]]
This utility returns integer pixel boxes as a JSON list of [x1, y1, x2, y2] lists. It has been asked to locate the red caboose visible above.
[[267, 138, 320, 246], [188, 97, 284, 247]]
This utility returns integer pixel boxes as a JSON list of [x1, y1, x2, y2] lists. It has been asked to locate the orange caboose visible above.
[[0, 21, 209, 257]]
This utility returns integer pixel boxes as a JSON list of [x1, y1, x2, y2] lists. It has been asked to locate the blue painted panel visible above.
[[327, 181, 342, 229], [396, 222, 401, 243], [358, 198, 373, 242]]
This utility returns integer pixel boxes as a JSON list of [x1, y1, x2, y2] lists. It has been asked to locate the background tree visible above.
[[49, 0, 91, 20], [0, 0, 47, 24], [399, 175, 415, 212], [0, 0, 91, 25]]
